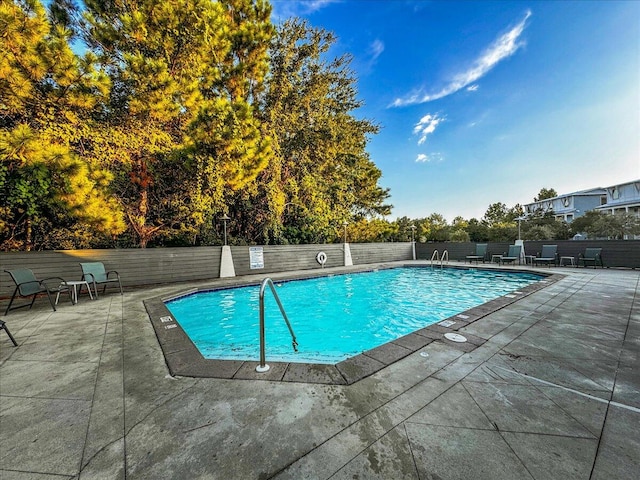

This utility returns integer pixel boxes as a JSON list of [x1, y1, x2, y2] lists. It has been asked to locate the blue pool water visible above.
[[165, 267, 543, 364]]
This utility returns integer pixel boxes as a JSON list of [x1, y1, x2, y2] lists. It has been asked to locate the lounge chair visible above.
[[4, 268, 71, 315], [533, 245, 558, 267], [466, 243, 488, 263], [578, 248, 603, 268], [80, 262, 123, 297], [500, 245, 522, 265], [0, 320, 18, 346]]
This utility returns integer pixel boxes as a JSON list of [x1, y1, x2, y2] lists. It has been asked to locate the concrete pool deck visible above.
[[0, 261, 638, 479]]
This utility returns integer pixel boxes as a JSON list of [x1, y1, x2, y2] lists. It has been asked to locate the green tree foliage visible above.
[[482, 202, 510, 227], [449, 215, 471, 242], [242, 18, 391, 244], [0, 0, 125, 250], [390, 217, 416, 242], [418, 213, 450, 242], [347, 218, 397, 243], [6, 3, 584, 250], [75, 0, 271, 247], [76, 0, 274, 247], [465, 218, 489, 242], [570, 211, 640, 239], [520, 211, 570, 240], [449, 228, 470, 242], [534, 187, 557, 202]]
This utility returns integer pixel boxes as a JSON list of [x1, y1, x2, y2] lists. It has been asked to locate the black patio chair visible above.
[[80, 262, 123, 297], [4, 268, 70, 315], [0, 320, 18, 346]]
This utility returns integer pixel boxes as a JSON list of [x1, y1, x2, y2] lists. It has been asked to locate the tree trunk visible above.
[[25, 216, 32, 251]]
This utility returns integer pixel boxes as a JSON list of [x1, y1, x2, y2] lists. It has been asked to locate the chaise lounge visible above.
[[466, 243, 488, 263], [578, 248, 603, 268], [500, 245, 522, 265], [534, 245, 558, 267]]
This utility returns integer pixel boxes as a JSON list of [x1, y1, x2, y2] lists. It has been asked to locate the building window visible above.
[[609, 186, 620, 200], [600, 195, 607, 205]]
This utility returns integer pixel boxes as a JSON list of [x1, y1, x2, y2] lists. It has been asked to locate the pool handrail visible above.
[[441, 250, 449, 267], [256, 278, 298, 373], [429, 249, 449, 268]]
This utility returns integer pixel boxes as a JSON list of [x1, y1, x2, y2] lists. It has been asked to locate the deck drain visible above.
[[444, 333, 467, 343]]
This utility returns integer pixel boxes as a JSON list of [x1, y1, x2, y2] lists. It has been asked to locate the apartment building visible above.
[[524, 179, 640, 222]]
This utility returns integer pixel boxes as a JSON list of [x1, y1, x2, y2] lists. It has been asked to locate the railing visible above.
[[430, 249, 449, 268], [256, 278, 298, 373], [430, 250, 439, 267]]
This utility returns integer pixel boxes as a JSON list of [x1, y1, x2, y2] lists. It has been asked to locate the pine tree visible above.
[[82, 0, 274, 247], [0, 0, 125, 250], [247, 19, 391, 244]]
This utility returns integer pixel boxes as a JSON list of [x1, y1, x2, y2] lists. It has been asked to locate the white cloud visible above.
[[391, 10, 532, 107], [369, 39, 384, 62], [415, 152, 443, 163], [413, 113, 444, 145]]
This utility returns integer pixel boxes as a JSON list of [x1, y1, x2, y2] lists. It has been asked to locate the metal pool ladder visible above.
[[430, 249, 449, 268], [256, 278, 298, 373]]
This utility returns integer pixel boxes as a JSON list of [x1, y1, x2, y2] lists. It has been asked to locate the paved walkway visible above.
[[0, 263, 638, 479]]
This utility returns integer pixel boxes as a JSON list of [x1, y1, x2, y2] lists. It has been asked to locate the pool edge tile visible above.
[[143, 265, 560, 385]]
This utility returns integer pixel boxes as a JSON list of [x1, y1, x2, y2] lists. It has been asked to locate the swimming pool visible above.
[[165, 267, 543, 364]]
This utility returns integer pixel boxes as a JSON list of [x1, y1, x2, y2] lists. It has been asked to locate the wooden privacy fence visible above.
[[416, 240, 640, 269], [3, 239, 635, 303], [0, 242, 413, 300]]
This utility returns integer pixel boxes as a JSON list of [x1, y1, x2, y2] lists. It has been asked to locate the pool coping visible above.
[[143, 263, 562, 385]]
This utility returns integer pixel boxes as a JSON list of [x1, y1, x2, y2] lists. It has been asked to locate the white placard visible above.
[[439, 320, 456, 327], [249, 246, 264, 269]]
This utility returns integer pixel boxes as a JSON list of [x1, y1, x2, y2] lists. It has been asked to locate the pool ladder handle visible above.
[[429, 249, 449, 268], [256, 278, 298, 373]]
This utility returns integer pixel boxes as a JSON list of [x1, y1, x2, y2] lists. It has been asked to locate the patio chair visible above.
[[533, 245, 558, 267], [4, 268, 70, 315], [500, 245, 522, 265], [466, 243, 488, 263], [80, 262, 123, 298], [0, 320, 18, 346], [578, 248, 603, 268]]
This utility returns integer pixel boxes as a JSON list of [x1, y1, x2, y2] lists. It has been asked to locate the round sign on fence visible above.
[[316, 251, 327, 265]]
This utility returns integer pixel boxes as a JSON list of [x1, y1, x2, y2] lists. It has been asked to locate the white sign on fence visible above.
[[249, 246, 264, 269]]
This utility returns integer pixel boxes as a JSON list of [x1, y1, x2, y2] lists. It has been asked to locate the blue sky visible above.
[[271, 0, 640, 221]]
